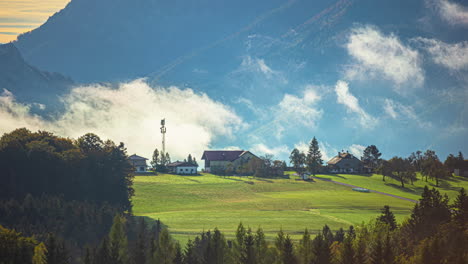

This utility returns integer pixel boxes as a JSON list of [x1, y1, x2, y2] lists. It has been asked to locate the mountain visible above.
[[0, 43, 73, 108], [14, 0, 287, 83]]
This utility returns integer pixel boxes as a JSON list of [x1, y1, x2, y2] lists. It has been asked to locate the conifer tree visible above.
[[306, 137, 322, 177], [133, 218, 147, 264], [154, 228, 175, 264], [32, 243, 47, 264], [109, 215, 129, 264], [174, 242, 183, 264], [241, 228, 256, 264], [298, 229, 313, 264], [282, 235, 297, 264], [377, 205, 397, 230], [254, 228, 268, 264]]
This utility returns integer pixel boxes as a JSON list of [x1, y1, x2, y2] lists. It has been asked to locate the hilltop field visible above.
[[132, 172, 468, 243]]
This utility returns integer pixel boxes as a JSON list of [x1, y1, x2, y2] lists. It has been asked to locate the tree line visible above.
[[0, 128, 134, 212], [3, 186, 466, 264]]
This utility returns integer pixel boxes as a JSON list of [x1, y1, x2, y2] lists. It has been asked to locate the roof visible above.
[[201, 150, 254, 161], [128, 154, 148, 160], [167, 161, 198, 167], [327, 152, 360, 165]]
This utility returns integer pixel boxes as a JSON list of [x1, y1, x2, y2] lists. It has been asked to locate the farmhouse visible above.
[[201, 150, 260, 173], [167, 161, 198, 175], [454, 160, 468, 177], [128, 154, 149, 172], [327, 151, 365, 173]]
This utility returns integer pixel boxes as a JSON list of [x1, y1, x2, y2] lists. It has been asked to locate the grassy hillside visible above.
[[314, 173, 468, 200], [132, 173, 417, 243]]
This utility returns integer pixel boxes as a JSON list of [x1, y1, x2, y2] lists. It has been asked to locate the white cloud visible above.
[[383, 98, 432, 129], [383, 99, 398, 119], [0, 79, 244, 161], [251, 143, 289, 158], [238, 56, 287, 83], [437, 0, 468, 26], [335, 81, 377, 128], [345, 25, 424, 89], [277, 85, 323, 128], [414, 37, 468, 71], [348, 144, 366, 158]]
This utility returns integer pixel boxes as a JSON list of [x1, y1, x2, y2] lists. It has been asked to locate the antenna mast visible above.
[[160, 119, 167, 156]]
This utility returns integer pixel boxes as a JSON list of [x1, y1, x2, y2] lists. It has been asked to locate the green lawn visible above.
[[314, 173, 468, 201], [132, 173, 417, 243]]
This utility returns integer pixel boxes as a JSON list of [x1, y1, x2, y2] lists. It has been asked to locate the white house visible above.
[[128, 154, 149, 173], [167, 161, 198, 175]]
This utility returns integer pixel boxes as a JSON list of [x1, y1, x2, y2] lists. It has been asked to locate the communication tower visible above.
[[160, 119, 166, 155]]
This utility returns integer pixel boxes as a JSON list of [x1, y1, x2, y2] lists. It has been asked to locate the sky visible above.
[[1, 0, 468, 165], [0, 0, 69, 43]]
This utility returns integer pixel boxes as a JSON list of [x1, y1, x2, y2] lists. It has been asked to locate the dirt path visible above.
[[311, 176, 418, 203]]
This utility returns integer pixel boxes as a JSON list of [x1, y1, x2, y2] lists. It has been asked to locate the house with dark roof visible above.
[[167, 161, 198, 175], [201, 150, 260, 173], [128, 154, 149, 173], [327, 151, 365, 174], [454, 160, 468, 177]]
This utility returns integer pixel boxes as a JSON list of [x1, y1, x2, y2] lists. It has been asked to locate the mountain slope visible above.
[[0, 43, 73, 107], [14, 0, 287, 83]]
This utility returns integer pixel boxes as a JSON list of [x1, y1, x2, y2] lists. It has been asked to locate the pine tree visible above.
[[182, 239, 197, 264], [377, 205, 397, 230], [108, 215, 129, 264], [452, 187, 468, 225], [133, 217, 147, 264], [234, 222, 246, 261], [174, 242, 183, 264], [306, 137, 322, 177], [154, 228, 175, 264], [282, 235, 297, 264], [254, 228, 268, 264], [241, 228, 256, 264], [95, 238, 111, 264], [32, 243, 47, 264], [341, 233, 354, 264], [298, 229, 313, 264], [187, 154, 193, 164]]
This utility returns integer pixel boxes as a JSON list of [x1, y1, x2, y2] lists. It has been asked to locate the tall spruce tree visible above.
[[377, 205, 397, 230], [306, 137, 322, 177], [108, 215, 129, 264]]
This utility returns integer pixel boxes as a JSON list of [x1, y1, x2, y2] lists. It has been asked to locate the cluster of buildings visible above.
[[128, 149, 371, 175]]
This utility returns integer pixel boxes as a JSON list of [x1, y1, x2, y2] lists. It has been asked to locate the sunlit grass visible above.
[[132, 173, 416, 243]]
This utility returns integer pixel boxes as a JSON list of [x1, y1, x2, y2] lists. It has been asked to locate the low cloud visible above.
[[276, 85, 323, 129], [437, 0, 468, 26], [335, 81, 377, 128], [251, 143, 290, 158], [348, 144, 366, 158], [345, 25, 424, 90], [383, 98, 432, 129], [0, 79, 244, 161], [414, 37, 468, 71]]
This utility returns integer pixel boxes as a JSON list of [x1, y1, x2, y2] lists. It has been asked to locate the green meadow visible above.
[[131, 172, 447, 243], [314, 173, 468, 200]]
